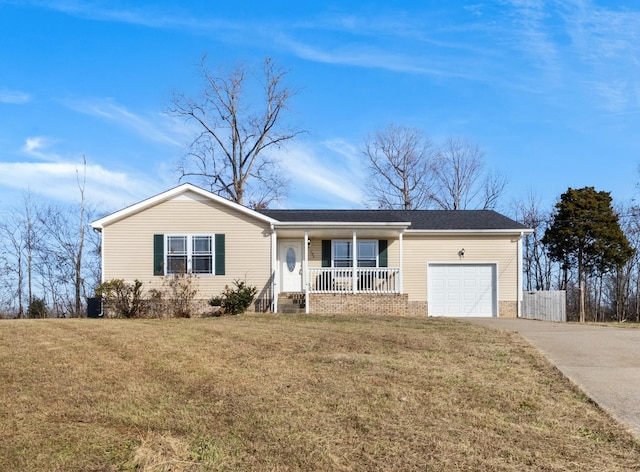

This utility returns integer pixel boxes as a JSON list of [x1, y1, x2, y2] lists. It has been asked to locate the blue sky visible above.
[[1, 0, 639, 214]]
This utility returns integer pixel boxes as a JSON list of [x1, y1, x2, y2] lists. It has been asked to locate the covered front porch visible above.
[[270, 222, 408, 314]]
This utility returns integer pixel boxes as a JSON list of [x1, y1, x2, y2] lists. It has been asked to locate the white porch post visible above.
[[271, 227, 278, 313], [399, 231, 404, 294], [352, 231, 357, 294], [304, 231, 310, 314]]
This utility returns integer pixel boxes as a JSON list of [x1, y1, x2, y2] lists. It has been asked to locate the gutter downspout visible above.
[[399, 231, 404, 294], [271, 225, 277, 313], [304, 232, 309, 314], [93, 227, 105, 317], [517, 231, 524, 318]]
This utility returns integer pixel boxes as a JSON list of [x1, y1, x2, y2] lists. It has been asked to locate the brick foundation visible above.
[[102, 293, 518, 319], [309, 293, 425, 316], [498, 300, 518, 318], [308, 294, 518, 318]]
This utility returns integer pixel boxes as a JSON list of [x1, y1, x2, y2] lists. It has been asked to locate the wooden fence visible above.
[[522, 291, 566, 322]]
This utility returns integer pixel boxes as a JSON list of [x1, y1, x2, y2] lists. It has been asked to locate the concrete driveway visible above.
[[461, 317, 640, 439]]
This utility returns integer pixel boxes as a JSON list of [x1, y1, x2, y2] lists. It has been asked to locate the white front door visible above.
[[280, 241, 303, 292]]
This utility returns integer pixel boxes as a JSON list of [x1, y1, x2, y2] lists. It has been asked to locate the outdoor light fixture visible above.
[[459, 248, 465, 258]]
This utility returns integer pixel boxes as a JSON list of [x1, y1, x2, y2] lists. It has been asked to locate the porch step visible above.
[[278, 293, 306, 314]]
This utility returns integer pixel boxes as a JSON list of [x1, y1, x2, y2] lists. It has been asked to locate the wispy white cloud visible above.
[[21, 136, 62, 161], [0, 136, 164, 209], [501, 0, 640, 112], [279, 34, 486, 81], [506, 0, 562, 83], [276, 140, 364, 208], [17, 0, 243, 35], [63, 98, 183, 146], [559, 1, 640, 112], [0, 88, 31, 104], [0, 160, 161, 210], [464, 4, 485, 17], [272, 8, 534, 91], [279, 1, 640, 112]]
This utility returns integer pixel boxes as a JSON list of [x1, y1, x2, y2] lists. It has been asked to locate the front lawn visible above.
[[0, 315, 638, 471]]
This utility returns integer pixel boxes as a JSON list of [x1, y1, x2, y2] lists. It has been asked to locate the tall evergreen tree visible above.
[[542, 187, 634, 322]]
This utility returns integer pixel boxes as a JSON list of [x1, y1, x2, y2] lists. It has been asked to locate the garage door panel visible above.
[[429, 263, 496, 317]]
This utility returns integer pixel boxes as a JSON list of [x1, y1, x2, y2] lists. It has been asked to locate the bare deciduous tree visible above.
[[0, 210, 25, 317], [0, 191, 42, 317], [169, 56, 304, 208], [431, 137, 507, 210], [363, 125, 435, 209], [38, 157, 92, 317], [511, 192, 553, 291]]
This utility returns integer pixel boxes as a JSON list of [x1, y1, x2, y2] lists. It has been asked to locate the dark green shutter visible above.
[[214, 234, 225, 275], [321, 240, 331, 267], [153, 234, 164, 276], [378, 240, 388, 267]]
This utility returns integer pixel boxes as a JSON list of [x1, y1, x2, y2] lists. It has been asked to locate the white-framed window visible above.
[[357, 240, 377, 267], [332, 240, 378, 268], [166, 235, 213, 275]]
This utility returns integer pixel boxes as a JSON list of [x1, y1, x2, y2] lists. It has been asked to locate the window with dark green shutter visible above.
[[321, 240, 331, 267], [153, 234, 164, 276], [378, 240, 388, 268], [155, 234, 224, 276], [214, 234, 225, 275]]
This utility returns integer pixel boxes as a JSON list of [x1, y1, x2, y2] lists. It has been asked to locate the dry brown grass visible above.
[[1, 315, 639, 471]]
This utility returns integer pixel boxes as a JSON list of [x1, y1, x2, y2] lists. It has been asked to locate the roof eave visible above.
[[405, 228, 534, 235], [273, 221, 411, 231]]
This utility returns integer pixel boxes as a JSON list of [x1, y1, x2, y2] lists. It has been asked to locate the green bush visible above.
[[211, 279, 258, 315], [209, 296, 223, 307], [95, 279, 145, 318], [28, 297, 47, 319]]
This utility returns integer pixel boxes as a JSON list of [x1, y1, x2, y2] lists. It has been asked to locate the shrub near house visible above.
[[97, 276, 258, 318]]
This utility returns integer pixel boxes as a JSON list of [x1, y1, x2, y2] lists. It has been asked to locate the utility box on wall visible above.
[[86, 297, 102, 318]]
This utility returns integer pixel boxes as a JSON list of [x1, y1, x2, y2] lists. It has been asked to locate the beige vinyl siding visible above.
[[101, 192, 272, 299], [402, 233, 519, 304], [387, 239, 400, 267], [307, 239, 323, 269]]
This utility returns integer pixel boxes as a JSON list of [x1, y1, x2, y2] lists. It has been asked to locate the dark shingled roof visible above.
[[258, 209, 529, 231]]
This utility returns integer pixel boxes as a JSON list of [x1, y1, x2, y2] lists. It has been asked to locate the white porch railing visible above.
[[308, 267, 400, 294]]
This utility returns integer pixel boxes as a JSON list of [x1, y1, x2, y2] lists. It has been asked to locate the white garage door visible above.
[[428, 263, 497, 317]]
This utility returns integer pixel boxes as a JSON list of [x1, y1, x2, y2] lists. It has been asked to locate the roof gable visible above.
[[90, 183, 277, 230]]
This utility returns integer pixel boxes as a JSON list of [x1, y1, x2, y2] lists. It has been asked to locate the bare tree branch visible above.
[[431, 137, 507, 210], [168, 56, 304, 207], [362, 124, 435, 210]]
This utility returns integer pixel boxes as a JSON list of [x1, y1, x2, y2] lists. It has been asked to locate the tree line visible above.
[[0, 162, 101, 318]]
